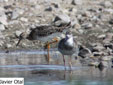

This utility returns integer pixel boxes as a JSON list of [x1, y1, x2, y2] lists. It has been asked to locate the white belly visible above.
[[36, 33, 64, 42]]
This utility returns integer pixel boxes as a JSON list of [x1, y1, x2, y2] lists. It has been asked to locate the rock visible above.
[[100, 1, 112, 8], [88, 62, 99, 66], [8, 20, 19, 25], [82, 23, 93, 29], [0, 24, 5, 31], [101, 56, 112, 61], [93, 52, 107, 56], [11, 8, 24, 19], [77, 29, 84, 34], [109, 19, 113, 24], [45, 6, 52, 11], [72, 0, 83, 5], [6, 44, 12, 48], [0, 10, 8, 25], [0, 41, 4, 47], [0, 0, 8, 2], [97, 34, 106, 39], [34, 5, 41, 9], [92, 44, 105, 52], [53, 14, 71, 24], [78, 46, 92, 58], [0, 31, 4, 39], [52, 3, 59, 8], [15, 31, 23, 37], [104, 43, 113, 49], [20, 17, 28, 22], [98, 61, 108, 68], [104, 8, 113, 14], [103, 33, 113, 44]]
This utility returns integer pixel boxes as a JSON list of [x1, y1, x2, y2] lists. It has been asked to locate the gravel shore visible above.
[[0, 0, 113, 67]]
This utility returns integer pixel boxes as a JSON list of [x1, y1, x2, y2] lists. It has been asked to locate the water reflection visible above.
[[0, 65, 112, 85], [0, 50, 113, 85]]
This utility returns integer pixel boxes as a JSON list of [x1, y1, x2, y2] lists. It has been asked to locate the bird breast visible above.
[[65, 37, 74, 47]]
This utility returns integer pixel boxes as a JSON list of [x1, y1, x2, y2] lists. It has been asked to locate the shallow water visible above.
[[0, 50, 113, 85]]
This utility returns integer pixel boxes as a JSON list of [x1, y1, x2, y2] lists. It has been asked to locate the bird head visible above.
[[65, 31, 73, 39]]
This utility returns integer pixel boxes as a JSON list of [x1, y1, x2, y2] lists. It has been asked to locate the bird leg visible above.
[[62, 55, 66, 70], [68, 56, 72, 71], [16, 32, 26, 46], [16, 37, 23, 46], [49, 37, 59, 44], [46, 42, 50, 64], [45, 37, 59, 64]]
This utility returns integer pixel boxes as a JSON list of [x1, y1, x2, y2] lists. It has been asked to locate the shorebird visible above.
[[16, 22, 71, 63], [58, 31, 78, 70]]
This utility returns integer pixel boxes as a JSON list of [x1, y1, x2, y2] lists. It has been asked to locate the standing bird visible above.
[[58, 31, 78, 70], [16, 22, 71, 64]]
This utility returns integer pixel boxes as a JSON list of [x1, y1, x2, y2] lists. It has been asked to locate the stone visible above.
[[72, 0, 83, 5], [77, 29, 84, 34], [98, 34, 106, 39], [6, 44, 12, 48], [88, 62, 99, 66], [53, 14, 71, 24], [100, 1, 112, 8], [104, 43, 113, 49], [0, 31, 4, 40], [45, 6, 52, 11], [0, 10, 8, 25], [0, 41, 4, 47], [0, 0, 8, 2], [101, 56, 112, 61], [82, 23, 93, 29], [52, 3, 59, 8], [15, 31, 23, 38], [0, 24, 5, 31], [109, 19, 113, 24], [98, 61, 108, 68], [11, 8, 24, 19], [93, 52, 107, 56], [78, 46, 92, 58], [92, 44, 105, 52], [20, 17, 28, 22], [104, 9, 113, 14]]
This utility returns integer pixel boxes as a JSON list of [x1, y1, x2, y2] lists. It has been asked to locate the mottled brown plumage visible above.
[[27, 22, 71, 40], [16, 22, 71, 64]]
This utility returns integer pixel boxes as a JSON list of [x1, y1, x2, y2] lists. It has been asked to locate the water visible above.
[[0, 50, 113, 85]]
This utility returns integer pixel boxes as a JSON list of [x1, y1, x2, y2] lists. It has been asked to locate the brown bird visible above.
[[16, 22, 71, 64]]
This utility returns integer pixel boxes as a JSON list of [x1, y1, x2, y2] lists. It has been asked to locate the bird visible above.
[[58, 31, 78, 70], [16, 22, 71, 64]]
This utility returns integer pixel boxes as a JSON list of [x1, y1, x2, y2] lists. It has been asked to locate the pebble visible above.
[[72, 0, 83, 5], [100, 1, 112, 8], [88, 62, 99, 66], [104, 8, 113, 14], [101, 56, 112, 61], [11, 8, 24, 19], [15, 31, 23, 37], [82, 23, 93, 29], [0, 11, 8, 25], [109, 19, 113, 24], [53, 14, 71, 24], [20, 17, 28, 22], [97, 34, 106, 39], [6, 44, 12, 48], [0, 0, 8, 2], [45, 6, 52, 11], [78, 46, 92, 58], [0, 24, 5, 31]]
